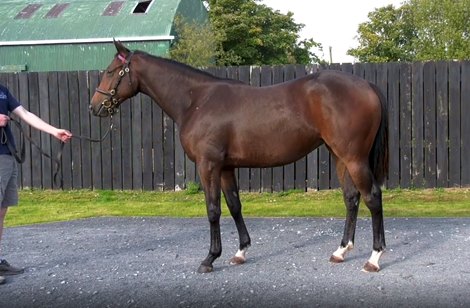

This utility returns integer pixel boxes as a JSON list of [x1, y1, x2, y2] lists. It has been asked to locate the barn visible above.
[[0, 0, 208, 72]]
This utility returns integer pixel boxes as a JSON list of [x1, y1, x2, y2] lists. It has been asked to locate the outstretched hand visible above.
[[55, 129, 73, 143]]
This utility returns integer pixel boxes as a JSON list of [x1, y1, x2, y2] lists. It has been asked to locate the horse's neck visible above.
[[137, 58, 213, 126]]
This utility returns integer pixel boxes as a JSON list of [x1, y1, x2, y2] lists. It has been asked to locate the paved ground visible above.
[[1, 217, 470, 307]]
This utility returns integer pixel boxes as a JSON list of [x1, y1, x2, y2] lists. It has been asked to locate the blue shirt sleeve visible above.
[[0, 85, 21, 114], [6, 88, 21, 112]]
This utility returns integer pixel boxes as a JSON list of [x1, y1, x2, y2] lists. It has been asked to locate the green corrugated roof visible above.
[[0, 0, 208, 45]]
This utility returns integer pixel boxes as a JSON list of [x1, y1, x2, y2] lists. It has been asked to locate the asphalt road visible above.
[[1, 217, 470, 307]]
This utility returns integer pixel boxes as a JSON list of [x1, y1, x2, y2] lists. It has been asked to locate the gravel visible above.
[[1, 217, 470, 307]]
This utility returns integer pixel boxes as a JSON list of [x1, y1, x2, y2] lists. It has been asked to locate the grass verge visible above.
[[5, 188, 470, 227]]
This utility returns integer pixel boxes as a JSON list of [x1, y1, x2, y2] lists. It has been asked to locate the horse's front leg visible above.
[[197, 160, 223, 273], [221, 168, 251, 265]]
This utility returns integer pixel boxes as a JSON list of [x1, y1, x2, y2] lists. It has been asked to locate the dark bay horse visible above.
[[90, 41, 388, 273]]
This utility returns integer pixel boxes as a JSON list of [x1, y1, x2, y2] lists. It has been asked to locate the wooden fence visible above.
[[1, 61, 469, 191]]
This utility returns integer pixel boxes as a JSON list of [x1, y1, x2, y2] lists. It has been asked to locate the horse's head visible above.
[[89, 40, 138, 117]]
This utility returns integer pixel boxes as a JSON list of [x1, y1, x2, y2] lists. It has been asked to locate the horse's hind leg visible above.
[[221, 168, 251, 265], [346, 161, 386, 272], [330, 161, 361, 263]]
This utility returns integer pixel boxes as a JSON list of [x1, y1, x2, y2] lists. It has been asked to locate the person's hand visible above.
[[55, 129, 73, 142], [0, 114, 10, 127]]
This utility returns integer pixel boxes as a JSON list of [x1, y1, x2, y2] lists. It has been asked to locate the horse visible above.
[[90, 40, 389, 273]]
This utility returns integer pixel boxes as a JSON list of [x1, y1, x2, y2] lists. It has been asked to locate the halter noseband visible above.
[[95, 52, 134, 115]]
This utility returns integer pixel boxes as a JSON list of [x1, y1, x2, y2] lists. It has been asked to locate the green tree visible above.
[[347, 4, 415, 62], [410, 0, 470, 61], [204, 0, 323, 65], [169, 16, 221, 67], [348, 0, 470, 62]]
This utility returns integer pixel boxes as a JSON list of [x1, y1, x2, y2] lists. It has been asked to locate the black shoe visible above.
[[0, 259, 24, 275]]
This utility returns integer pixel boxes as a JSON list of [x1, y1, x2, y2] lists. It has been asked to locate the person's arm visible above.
[[12, 106, 72, 142]]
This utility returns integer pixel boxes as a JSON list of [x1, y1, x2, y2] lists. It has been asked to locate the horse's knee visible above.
[[363, 185, 382, 212], [207, 205, 221, 223], [344, 190, 360, 209]]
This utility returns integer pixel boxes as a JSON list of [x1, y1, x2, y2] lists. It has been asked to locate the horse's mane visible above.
[[130, 50, 243, 84]]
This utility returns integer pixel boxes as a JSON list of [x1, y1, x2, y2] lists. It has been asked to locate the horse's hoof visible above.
[[197, 264, 213, 274], [329, 255, 344, 263], [229, 256, 245, 265], [362, 261, 380, 272]]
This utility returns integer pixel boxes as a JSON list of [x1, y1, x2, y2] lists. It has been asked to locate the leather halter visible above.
[[95, 52, 134, 115]]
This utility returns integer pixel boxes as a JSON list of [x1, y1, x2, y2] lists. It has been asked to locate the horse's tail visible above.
[[368, 83, 389, 185]]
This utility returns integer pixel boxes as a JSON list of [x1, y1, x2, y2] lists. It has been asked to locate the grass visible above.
[[4, 188, 470, 227]]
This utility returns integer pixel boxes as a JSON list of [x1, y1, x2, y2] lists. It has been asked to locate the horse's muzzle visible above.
[[89, 103, 109, 117]]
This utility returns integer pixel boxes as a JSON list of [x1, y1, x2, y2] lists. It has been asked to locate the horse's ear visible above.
[[113, 39, 130, 56]]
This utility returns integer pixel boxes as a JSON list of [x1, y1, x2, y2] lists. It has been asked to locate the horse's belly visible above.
[[227, 132, 322, 167]]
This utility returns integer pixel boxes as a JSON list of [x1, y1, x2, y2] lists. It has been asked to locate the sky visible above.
[[261, 0, 404, 63]]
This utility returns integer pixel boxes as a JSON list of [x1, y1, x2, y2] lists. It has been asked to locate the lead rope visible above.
[[7, 116, 114, 188]]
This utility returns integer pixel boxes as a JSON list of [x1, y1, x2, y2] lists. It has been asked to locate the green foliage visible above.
[[409, 0, 470, 61], [169, 16, 220, 67], [185, 182, 201, 195], [204, 0, 323, 65], [348, 0, 470, 62]]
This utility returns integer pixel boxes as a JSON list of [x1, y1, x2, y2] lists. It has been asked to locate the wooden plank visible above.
[[282, 65, 296, 191], [120, 98, 133, 189], [364, 62, 376, 83], [57, 71, 73, 189], [110, 112, 122, 190], [271, 65, 284, 191], [131, 94, 143, 190], [461, 61, 470, 186], [341, 63, 353, 75], [18, 73, 32, 188], [100, 111, 113, 191], [28, 73, 42, 188], [435, 61, 449, 187], [353, 62, 366, 78], [40, 77, 50, 188], [67, 71, 82, 189], [46, 72, 58, 189], [95, 75, 114, 189], [423, 62, 436, 188], [78, 71, 92, 189], [153, 103, 164, 190], [174, 122, 185, 191], [448, 62, 461, 187], [95, 75, 113, 191], [387, 63, 400, 188], [399, 63, 412, 188], [411, 62, 424, 188], [258, 66, 273, 192], [141, 94, 154, 190], [88, 71, 103, 189], [163, 113, 175, 190]]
